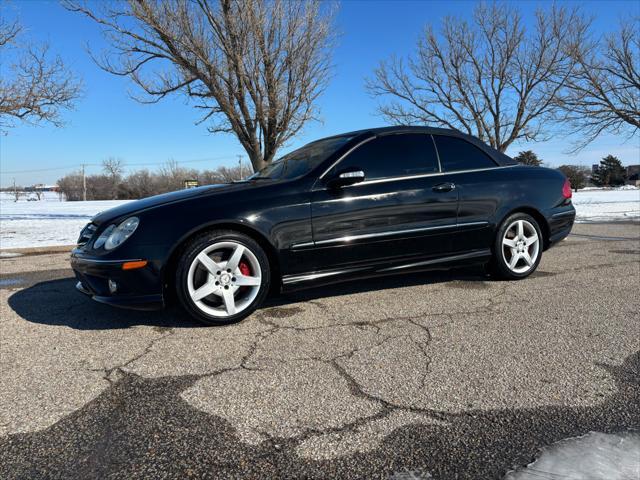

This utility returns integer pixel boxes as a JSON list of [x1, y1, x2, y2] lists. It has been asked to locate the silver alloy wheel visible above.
[[501, 219, 540, 274], [186, 241, 262, 318]]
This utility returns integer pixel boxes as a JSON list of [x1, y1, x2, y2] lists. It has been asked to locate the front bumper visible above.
[[71, 249, 164, 311]]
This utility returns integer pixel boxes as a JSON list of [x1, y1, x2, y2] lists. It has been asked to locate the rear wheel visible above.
[[175, 230, 270, 325], [491, 213, 542, 279]]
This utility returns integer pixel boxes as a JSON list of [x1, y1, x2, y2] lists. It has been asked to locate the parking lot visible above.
[[1, 222, 638, 479]]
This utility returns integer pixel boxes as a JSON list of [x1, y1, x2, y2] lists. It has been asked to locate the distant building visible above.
[[627, 165, 640, 186], [25, 184, 59, 192]]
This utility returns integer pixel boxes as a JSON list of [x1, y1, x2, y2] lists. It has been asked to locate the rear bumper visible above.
[[71, 250, 164, 311], [546, 206, 576, 247]]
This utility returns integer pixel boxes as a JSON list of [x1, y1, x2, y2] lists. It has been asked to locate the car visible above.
[[71, 126, 576, 325]]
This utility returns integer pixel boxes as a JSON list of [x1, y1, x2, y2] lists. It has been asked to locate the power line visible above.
[[0, 155, 239, 174], [0, 164, 98, 174]]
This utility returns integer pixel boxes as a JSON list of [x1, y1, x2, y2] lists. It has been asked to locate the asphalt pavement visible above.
[[0, 222, 638, 479]]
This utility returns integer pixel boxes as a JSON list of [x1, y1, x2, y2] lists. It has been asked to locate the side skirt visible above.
[[281, 249, 492, 292]]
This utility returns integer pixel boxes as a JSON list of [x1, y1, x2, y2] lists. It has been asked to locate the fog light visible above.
[[108, 279, 118, 294]]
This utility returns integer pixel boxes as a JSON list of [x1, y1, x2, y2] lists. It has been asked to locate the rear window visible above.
[[434, 135, 497, 172], [334, 133, 439, 180]]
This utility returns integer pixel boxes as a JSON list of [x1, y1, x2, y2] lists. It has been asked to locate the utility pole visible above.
[[81, 164, 87, 201], [237, 155, 243, 180], [12, 178, 16, 202]]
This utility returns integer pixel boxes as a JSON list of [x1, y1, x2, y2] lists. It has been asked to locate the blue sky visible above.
[[1, 0, 639, 187]]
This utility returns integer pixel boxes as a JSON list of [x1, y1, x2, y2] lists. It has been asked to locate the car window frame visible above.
[[314, 132, 514, 191], [431, 133, 499, 173], [319, 132, 442, 183]]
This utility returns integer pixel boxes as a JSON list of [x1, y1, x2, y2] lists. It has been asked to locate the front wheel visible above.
[[491, 213, 543, 280], [175, 230, 271, 325]]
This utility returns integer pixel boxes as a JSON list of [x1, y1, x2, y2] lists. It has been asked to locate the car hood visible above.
[[91, 183, 247, 225]]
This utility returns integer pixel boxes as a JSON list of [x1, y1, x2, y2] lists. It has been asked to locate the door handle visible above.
[[432, 182, 456, 192]]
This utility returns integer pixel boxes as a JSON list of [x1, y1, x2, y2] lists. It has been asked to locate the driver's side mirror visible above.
[[327, 168, 366, 189]]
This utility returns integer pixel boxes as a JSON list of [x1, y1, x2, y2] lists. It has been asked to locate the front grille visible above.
[[77, 223, 97, 246]]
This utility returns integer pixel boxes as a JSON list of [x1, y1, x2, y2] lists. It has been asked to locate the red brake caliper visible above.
[[238, 261, 251, 292], [239, 261, 251, 276]]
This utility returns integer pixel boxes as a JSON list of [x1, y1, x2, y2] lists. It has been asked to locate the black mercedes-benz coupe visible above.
[[71, 126, 575, 324]]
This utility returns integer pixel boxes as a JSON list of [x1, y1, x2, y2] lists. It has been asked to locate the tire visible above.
[[491, 213, 543, 280], [175, 230, 271, 325]]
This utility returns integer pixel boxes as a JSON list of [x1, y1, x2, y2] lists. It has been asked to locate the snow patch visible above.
[[0, 192, 131, 249], [1, 187, 638, 249], [505, 431, 640, 480], [573, 188, 640, 222], [0, 252, 23, 258]]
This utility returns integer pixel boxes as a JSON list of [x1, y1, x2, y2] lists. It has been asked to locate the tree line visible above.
[[55, 159, 244, 201], [1, 1, 638, 179], [50, 151, 628, 202], [512, 150, 630, 191]]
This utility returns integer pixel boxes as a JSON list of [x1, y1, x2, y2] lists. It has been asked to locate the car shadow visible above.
[[8, 266, 492, 330], [268, 265, 492, 306], [1, 349, 637, 479], [7, 277, 201, 330]]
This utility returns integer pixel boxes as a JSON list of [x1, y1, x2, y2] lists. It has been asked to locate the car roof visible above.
[[317, 126, 517, 166], [332, 125, 461, 138]]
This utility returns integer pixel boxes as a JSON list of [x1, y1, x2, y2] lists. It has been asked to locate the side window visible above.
[[334, 133, 439, 181], [433, 135, 497, 172]]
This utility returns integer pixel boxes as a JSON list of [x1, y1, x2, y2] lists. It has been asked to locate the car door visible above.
[[308, 133, 459, 270], [432, 134, 503, 253]]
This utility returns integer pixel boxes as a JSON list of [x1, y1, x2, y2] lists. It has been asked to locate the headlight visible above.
[[93, 225, 115, 249], [94, 217, 140, 251]]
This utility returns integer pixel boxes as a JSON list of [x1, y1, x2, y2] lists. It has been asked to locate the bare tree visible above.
[[121, 169, 158, 199], [57, 173, 84, 201], [102, 157, 125, 178], [557, 165, 589, 192], [560, 19, 640, 151], [102, 157, 125, 199], [65, 0, 336, 172], [209, 165, 243, 183], [0, 15, 82, 130], [367, 3, 584, 153]]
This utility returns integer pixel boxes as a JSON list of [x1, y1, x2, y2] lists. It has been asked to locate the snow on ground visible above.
[[0, 187, 638, 249], [504, 431, 640, 480], [573, 188, 640, 223], [0, 192, 131, 249]]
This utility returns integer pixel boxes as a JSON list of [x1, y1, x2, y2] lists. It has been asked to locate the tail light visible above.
[[562, 178, 572, 199]]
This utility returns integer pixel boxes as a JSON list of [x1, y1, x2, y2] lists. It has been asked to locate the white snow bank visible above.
[[572, 188, 640, 222], [0, 187, 638, 249], [505, 431, 640, 480], [0, 192, 131, 249]]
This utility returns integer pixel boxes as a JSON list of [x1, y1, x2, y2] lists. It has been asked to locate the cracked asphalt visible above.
[[0, 222, 639, 479]]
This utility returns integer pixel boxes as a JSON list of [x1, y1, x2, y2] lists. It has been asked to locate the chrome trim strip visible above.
[[282, 249, 492, 284], [292, 221, 489, 249], [380, 249, 491, 272], [283, 267, 368, 285], [349, 165, 517, 188], [457, 221, 490, 228], [314, 223, 458, 246], [290, 241, 315, 250], [551, 210, 576, 218], [71, 255, 143, 265]]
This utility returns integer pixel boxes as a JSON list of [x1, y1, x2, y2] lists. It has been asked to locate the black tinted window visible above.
[[250, 135, 354, 180], [434, 135, 497, 171], [335, 134, 439, 180]]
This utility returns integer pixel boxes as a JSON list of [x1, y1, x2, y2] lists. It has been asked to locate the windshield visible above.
[[248, 135, 355, 181]]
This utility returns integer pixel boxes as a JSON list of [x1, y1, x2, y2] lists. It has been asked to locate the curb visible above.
[[0, 245, 75, 257]]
